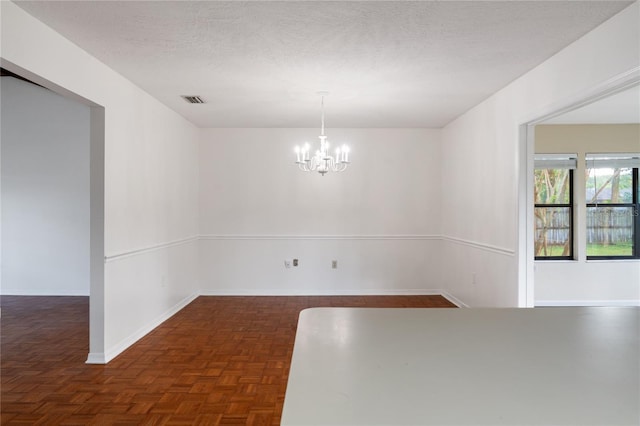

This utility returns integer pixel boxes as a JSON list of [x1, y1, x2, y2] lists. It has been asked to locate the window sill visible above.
[[536, 259, 640, 264]]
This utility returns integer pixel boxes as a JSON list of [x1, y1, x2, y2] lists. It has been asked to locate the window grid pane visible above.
[[586, 207, 635, 257], [535, 207, 572, 258], [585, 167, 633, 204], [535, 169, 571, 205]]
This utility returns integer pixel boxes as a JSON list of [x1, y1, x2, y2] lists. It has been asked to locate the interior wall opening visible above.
[[519, 76, 640, 308], [0, 64, 105, 361]]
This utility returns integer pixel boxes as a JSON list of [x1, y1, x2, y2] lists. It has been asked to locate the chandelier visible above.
[[294, 94, 350, 176]]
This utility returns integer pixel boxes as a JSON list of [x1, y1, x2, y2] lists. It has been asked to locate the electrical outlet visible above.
[[332, 260, 338, 269], [284, 260, 292, 269], [293, 259, 299, 267]]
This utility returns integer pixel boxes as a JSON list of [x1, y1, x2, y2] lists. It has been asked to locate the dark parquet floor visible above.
[[1, 295, 456, 425]]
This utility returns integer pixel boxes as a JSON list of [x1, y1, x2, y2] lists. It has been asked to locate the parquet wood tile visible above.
[[2, 295, 456, 425]]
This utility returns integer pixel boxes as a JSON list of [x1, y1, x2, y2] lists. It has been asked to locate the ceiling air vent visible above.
[[181, 95, 205, 104]]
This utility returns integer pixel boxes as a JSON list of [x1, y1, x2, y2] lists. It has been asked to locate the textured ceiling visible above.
[[15, 1, 634, 128]]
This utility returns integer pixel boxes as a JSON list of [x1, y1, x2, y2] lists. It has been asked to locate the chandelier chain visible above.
[[321, 96, 325, 136]]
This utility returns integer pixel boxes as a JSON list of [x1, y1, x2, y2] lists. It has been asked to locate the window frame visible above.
[[586, 167, 639, 260], [534, 168, 574, 261]]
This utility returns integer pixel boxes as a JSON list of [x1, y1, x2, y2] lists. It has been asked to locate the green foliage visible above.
[[538, 243, 633, 257], [534, 169, 570, 204], [587, 243, 633, 257], [536, 245, 568, 257], [586, 167, 633, 203]]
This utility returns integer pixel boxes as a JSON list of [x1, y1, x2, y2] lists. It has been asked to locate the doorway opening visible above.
[[0, 63, 105, 361], [518, 70, 640, 307]]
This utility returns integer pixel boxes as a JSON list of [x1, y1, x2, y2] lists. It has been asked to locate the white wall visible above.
[[199, 128, 443, 295], [534, 124, 640, 305], [1, 76, 90, 295], [441, 2, 640, 307], [1, 1, 200, 363]]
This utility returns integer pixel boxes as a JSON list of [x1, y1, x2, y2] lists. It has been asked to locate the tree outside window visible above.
[[534, 168, 573, 259]]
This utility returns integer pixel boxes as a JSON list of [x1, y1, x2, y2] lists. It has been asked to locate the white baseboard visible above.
[[535, 299, 640, 307], [89, 292, 198, 364], [85, 352, 107, 364], [439, 291, 469, 308], [200, 288, 445, 296], [199, 288, 467, 307]]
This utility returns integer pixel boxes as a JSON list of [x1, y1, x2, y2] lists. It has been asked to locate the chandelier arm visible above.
[[327, 157, 336, 171], [308, 157, 318, 171]]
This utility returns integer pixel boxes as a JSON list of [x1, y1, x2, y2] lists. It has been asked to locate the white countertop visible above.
[[282, 307, 639, 425]]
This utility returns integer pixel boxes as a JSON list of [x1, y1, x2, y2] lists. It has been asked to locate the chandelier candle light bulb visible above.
[[294, 94, 350, 176]]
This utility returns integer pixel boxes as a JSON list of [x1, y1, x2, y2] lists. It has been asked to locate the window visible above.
[[534, 154, 576, 260], [586, 154, 640, 259]]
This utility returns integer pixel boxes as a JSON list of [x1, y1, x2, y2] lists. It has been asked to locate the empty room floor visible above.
[[1, 295, 456, 425]]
